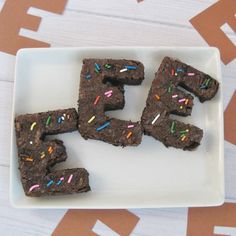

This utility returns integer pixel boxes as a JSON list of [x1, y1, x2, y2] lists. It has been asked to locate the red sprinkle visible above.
[[93, 96, 101, 105], [171, 69, 175, 76]]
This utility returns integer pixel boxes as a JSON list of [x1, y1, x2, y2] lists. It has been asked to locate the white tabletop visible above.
[[0, 0, 236, 235]]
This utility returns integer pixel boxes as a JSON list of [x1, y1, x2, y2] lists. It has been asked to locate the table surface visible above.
[[0, 0, 235, 235]]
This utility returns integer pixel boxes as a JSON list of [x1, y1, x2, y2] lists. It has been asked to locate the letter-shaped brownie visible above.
[[15, 108, 90, 197], [78, 59, 144, 146], [142, 57, 219, 150]]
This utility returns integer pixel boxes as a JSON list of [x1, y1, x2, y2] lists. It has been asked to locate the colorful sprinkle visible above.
[[94, 95, 101, 105], [177, 68, 184, 72], [67, 114, 70, 119], [205, 78, 211, 86], [126, 131, 133, 139], [88, 115, 96, 124], [185, 99, 189, 105], [168, 85, 173, 93], [29, 141, 33, 145], [25, 157, 33, 162], [127, 124, 134, 128], [30, 122, 37, 131], [67, 174, 73, 183], [178, 98, 186, 103], [85, 73, 91, 80], [170, 121, 176, 134], [96, 121, 110, 131], [104, 90, 113, 95], [180, 129, 189, 135], [95, 63, 101, 73], [104, 64, 112, 69], [40, 152, 45, 159], [47, 180, 54, 187], [56, 177, 64, 186], [46, 116, 51, 126], [120, 68, 128, 73], [57, 117, 63, 124], [171, 69, 175, 76], [155, 94, 160, 100], [175, 72, 178, 76], [125, 65, 137, 70], [172, 94, 178, 98], [48, 146, 53, 154], [188, 72, 195, 76], [107, 93, 112, 98], [29, 184, 40, 192], [180, 106, 183, 109], [181, 135, 187, 141], [151, 113, 160, 125]]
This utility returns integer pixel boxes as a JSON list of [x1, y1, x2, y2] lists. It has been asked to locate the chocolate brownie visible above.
[[141, 57, 219, 150], [15, 108, 90, 197], [78, 59, 144, 147]]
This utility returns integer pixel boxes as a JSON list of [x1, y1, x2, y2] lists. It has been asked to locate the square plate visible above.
[[10, 47, 224, 208]]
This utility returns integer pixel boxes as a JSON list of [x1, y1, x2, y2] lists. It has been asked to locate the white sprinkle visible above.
[[172, 94, 178, 98], [120, 68, 128, 73], [151, 114, 160, 125], [29, 141, 33, 145], [128, 124, 134, 128], [104, 90, 113, 95], [188, 72, 195, 76]]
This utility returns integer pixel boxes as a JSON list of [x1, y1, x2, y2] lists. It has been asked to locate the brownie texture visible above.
[[15, 108, 90, 197], [141, 57, 219, 150], [78, 59, 145, 147]]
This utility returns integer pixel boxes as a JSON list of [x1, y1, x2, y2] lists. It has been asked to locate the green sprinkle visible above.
[[104, 64, 112, 69], [46, 116, 51, 126], [180, 130, 188, 135], [205, 78, 211, 86], [168, 84, 173, 93], [180, 133, 185, 138], [170, 121, 176, 134], [95, 68, 99, 74]]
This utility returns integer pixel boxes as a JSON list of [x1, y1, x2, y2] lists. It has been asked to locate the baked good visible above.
[[15, 108, 90, 197], [141, 57, 219, 150], [78, 59, 144, 147]]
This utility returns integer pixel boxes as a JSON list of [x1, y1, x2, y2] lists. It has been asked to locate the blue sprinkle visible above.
[[200, 84, 207, 89], [96, 121, 110, 131], [47, 180, 54, 187], [57, 117, 62, 124], [95, 63, 101, 71], [56, 180, 62, 185], [85, 73, 91, 80], [176, 68, 184, 72], [125, 65, 137, 70]]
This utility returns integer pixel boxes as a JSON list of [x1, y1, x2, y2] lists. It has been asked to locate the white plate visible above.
[[10, 47, 224, 208]]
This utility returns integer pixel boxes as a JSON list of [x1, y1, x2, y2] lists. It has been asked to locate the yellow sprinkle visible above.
[[126, 131, 133, 139], [155, 94, 160, 100], [88, 115, 96, 124], [30, 122, 37, 131], [40, 152, 45, 159], [180, 106, 183, 109], [185, 99, 189, 105], [181, 136, 187, 141]]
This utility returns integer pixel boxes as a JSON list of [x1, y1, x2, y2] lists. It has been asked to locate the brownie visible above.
[[78, 59, 145, 147], [15, 108, 90, 197], [141, 57, 219, 150]]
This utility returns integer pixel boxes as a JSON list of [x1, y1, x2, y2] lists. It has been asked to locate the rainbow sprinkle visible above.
[[56, 177, 64, 186], [46, 116, 51, 126], [88, 115, 96, 124], [151, 113, 160, 125], [120, 68, 128, 73], [29, 184, 40, 192], [127, 124, 134, 128], [188, 72, 195, 76], [94, 63, 101, 73], [68, 174, 73, 183], [104, 64, 112, 69], [47, 180, 54, 187], [126, 131, 133, 139], [125, 65, 137, 70], [96, 121, 110, 131], [48, 146, 53, 154], [155, 94, 160, 100], [178, 98, 186, 103], [30, 122, 37, 131], [94, 95, 101, 105], [170, 121, 176, 134]]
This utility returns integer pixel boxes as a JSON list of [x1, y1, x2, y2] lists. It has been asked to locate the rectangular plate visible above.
[[10, 47, 224, 208]]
